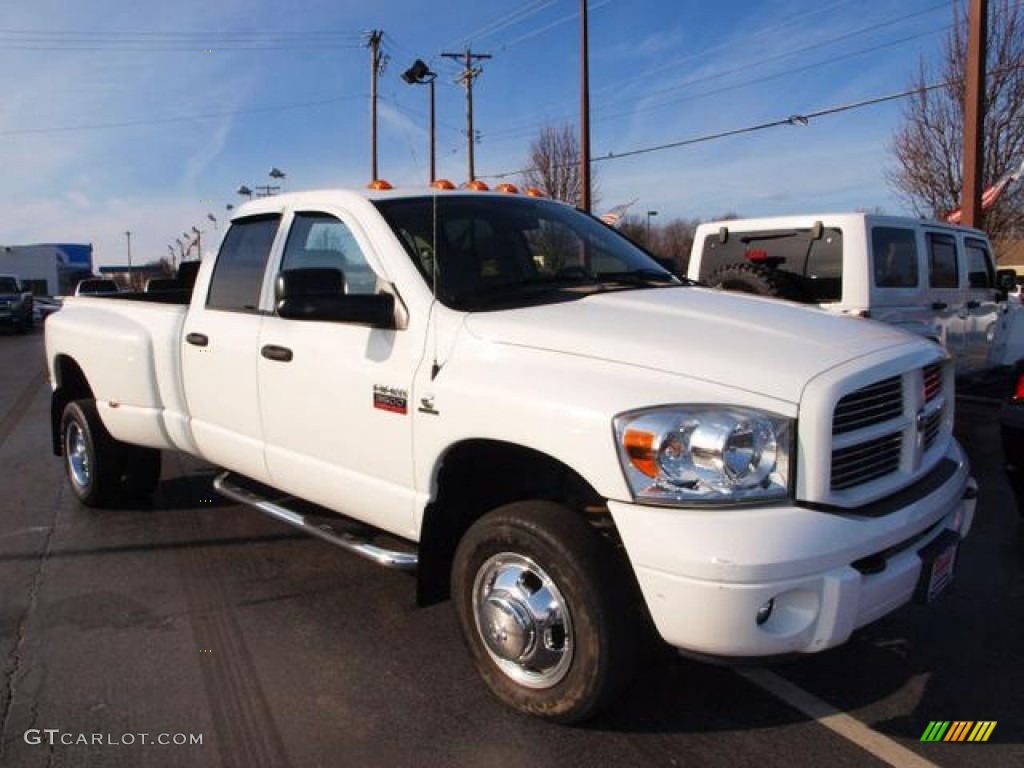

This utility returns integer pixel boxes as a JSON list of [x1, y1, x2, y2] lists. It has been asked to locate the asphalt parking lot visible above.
[[0, 329, 1021, 768]]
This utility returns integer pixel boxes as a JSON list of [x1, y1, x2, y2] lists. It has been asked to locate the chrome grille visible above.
[[833, 376, 903, 435], [831, 433, 902, 490]]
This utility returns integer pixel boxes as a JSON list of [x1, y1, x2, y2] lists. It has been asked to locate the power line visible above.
[[484, 77, 967, 180], [0, 94, 364, 136], [482, 3, 956, 144]]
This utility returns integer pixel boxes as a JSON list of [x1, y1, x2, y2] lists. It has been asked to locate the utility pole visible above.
[[961, 0, 987, 229], [442, 49, 492, 181], [368, 30, 385, 182], [580, 0, 592, 212]]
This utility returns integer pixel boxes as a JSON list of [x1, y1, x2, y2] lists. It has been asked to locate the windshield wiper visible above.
[[592, 269, 682, 287]]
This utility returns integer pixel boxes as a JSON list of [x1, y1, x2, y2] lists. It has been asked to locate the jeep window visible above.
[[0, 277, 18, 293], [698, 227, 843, 302], [374, 195, 676, 310], [965, 237, 995, 289], [282, 213, 379, 295], [927, 233, 959, 289], [207, 214, 280, 312], [871, 227, 918, 288]]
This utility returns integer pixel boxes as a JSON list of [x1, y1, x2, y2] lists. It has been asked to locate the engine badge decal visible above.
[[373, 385, 408, 415]]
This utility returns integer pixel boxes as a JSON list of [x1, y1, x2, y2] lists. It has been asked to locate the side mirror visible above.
[[997, 268, 1017, 292], [275, 268, 395, 328]]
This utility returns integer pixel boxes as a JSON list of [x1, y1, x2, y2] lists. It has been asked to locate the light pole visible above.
[[207, 213, 218, 233], [125, 230, 133, 289], [192, 226, 202, 258], [402, 59, 437, 183], [646, 210, 658, 241], [237, 185, 253, 199]]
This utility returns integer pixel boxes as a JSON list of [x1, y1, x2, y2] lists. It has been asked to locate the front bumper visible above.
[[609, 440, 975, 658]]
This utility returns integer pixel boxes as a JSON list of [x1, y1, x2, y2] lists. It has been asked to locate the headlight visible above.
[[614, 406, 792, 505]]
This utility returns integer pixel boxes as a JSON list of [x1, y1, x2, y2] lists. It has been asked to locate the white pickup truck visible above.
[[46, 187, 976, 722]]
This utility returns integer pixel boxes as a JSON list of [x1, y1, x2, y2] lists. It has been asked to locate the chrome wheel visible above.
[[66, 420, 91, 489], [472, 552, 573, 689]]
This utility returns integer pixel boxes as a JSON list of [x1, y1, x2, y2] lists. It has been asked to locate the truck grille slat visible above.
[[833, 376, 903, 435], [831, 433, 902, 489]]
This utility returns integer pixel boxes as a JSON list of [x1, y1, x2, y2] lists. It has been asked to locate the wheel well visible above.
[[51, 355, 93, 456], [416, 439, 612, 606]]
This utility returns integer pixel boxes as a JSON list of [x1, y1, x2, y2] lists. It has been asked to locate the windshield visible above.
[[0, 277, 18, 293], [373, 195, 678, 310]]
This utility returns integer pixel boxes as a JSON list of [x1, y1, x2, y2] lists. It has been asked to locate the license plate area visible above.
[[914, 529, 960, 604]]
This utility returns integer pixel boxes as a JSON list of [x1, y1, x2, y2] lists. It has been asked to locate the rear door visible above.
[[181, 214, 280, 480]]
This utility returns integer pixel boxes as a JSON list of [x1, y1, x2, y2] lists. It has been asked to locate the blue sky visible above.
[[0, 0, 958, 270]]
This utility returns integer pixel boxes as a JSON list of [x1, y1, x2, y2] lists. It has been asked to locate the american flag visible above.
[[945, 159, 1024, 224], [599, 199, 638, 227]]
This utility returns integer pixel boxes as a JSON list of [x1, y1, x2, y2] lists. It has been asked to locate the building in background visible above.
[[0, 243, 94, 296]]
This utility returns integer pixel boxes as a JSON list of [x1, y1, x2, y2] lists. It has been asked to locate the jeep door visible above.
[[923, 230, 967, 366], [963, 236, 1000, 373]]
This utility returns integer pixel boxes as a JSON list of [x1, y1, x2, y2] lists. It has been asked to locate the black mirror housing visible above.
[[275, 268, 396, 328], [997, 268, 1018, 292]]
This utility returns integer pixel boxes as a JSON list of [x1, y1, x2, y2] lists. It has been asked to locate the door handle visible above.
[[966, 300, 980, 309], [186, 332, 209, 347], [931, 301, 947, 310], [261, 344, 293, 363]]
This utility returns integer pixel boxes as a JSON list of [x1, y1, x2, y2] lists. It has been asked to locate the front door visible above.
[[257, 210, 425, 539]]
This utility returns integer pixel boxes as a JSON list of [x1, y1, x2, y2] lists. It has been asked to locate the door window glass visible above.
[[871, 227, 918, 288], [207, 215, 280, 311], [965, 238, 995, 289], [281, 213, 379, 294], [927, 233, 959, 289]]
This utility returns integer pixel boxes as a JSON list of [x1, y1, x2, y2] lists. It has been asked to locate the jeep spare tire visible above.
[[706, 262, 802, 301]]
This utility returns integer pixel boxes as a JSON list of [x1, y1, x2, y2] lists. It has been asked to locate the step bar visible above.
[[213, 471, 418, 571]]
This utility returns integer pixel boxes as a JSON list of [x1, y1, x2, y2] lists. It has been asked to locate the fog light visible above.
[[756, 598, 775, 626]]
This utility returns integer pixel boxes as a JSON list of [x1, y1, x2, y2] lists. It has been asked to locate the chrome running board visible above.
[[213, 471, 418, 571]]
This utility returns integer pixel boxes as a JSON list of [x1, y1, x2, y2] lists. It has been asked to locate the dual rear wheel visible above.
[[61, 399, 161, 507]]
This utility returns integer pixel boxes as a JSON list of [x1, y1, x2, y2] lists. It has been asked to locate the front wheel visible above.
[[452, 501, 636, 722]]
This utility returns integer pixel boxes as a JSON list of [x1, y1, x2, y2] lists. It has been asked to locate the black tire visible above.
[[60, 399, 161, 507], [452, 501, 636, 723], [706, 262, 804, 301]]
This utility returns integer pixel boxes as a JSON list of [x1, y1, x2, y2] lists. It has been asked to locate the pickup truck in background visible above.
[[686, 213, 1020, 377], [46, 187, 977, 722], [0, 273, 34, 333]]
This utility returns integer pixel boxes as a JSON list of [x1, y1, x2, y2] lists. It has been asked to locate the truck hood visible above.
[[463, 287, 918, 404]]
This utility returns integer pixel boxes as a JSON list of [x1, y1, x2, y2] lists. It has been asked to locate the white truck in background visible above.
[[686, 213, 1021, 376], [46, 188, 976, 722]]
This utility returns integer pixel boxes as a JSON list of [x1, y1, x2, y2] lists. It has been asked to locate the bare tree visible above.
[[887, 0, 1024, 238], [521, 123, 597, 207]]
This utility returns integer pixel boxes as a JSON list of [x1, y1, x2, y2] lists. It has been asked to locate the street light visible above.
[[237, 185, 253, 198], [207, 213, 218, 232], [269, 167, 286, 191], [646, 210, 658, 241], [402, 59, 438, 183]]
